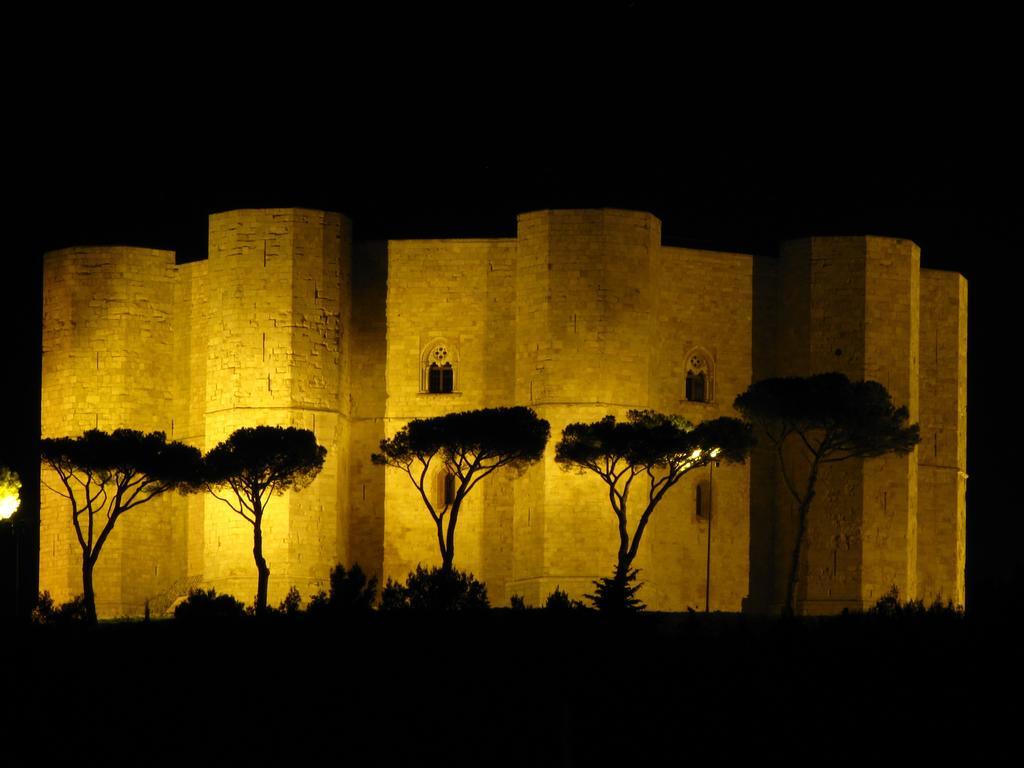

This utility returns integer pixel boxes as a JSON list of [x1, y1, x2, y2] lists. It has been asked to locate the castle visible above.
[[38, 208, 967, 616]]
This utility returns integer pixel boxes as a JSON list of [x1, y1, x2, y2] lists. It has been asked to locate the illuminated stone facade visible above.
[[38, 209, 967, 616]]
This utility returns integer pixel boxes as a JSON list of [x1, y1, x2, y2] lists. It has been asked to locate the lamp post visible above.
[[704, 449, 720, 614]]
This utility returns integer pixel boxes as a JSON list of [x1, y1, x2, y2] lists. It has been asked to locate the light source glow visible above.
[[0, 493, 18, 521], [0, 467, 21, 521]]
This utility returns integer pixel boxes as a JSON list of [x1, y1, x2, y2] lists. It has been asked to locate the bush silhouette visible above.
[[307, 564, 378, 618], [545, 586, 587, 611], [380, 565, 489, 612], [277, 586, 302, 616], [174, 588, 247, 622], [586, 568, 646, 612], [868, 586, 962, 619], [32, 591, 88, 625]]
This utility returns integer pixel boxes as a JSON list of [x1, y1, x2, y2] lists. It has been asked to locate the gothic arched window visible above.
[[421, 340, 458, 394], [685, 350, 714, 403]]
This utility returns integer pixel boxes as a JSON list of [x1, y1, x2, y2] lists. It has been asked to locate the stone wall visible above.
[[645, 245, 754, 611], [382, 238, 518, 600], [917, 269, 967, 607]]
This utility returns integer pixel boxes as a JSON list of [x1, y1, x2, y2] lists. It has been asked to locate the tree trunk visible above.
[[783, 461, 819, 617], [615, 552, 632, 582], [443, 497, 462, 573], [434, 518, 451, 573], [613, 497, 633, 586], [82, 557, 97, 626], [440, 529, 454, 572], [253, 520, 270, 614]]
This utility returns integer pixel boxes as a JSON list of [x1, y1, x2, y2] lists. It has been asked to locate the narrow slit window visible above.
[[436, 470, 457, 508], [443, 473, 456, 506]]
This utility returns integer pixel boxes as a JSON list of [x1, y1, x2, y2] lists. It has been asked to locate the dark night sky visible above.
[[3, 9, 1020, 609]]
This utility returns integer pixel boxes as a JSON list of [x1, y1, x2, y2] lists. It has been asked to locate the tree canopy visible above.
[[204, 426, 327, 516], [733, 374, 921, 462], [734, 373, 921, 615], [40, 429, 202, 624], [203, 426, 327, 613], [555, 410, 754, 610], [372, 406, 550, 572]]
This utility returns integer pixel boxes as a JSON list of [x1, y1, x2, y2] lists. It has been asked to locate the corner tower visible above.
[[771, 236, 921, 612], [511, 209, 661, 603], [39, 246, 184, 616], [200, 209, 352, 605]]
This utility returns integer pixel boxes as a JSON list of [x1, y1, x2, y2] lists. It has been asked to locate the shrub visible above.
[[32, 591, 88, 625], [545, 586, 587, 611], [278, 586, 302, 616], [869, 586, 962, 619], [871, 586, 912, 617], [379, 565, 489, 612], [307, 563, 378, 618], [927, 597, 962, 616], [509, 594, 527, 610], [174, 588, 247, 622], [586, 568, 646, 612], [330, 563, 377, 611], [307, 590, 329, 614]]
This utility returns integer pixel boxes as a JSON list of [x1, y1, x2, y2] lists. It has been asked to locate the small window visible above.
[[443, 473, 456, 506], [686, 370, 707, 402], [422, 340, 458, 394], [684, 350, 714, 403], [436, 471, 457, 508]]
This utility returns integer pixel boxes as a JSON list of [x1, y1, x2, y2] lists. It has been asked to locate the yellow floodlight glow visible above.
[[0, 468, 21, 521], [0, 492, 18, 521], [709, 447, 721, 458], [689, 448, 702, 461]]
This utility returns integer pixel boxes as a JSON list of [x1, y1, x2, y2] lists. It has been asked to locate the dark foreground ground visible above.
[[1, 610, 1016, 766]]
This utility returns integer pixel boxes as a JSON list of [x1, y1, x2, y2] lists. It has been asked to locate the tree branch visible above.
[[412, 456, 441, 526], [776, 443, 805, 506], [119, 484, 170, 515], [209, 489, 255, 525]]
